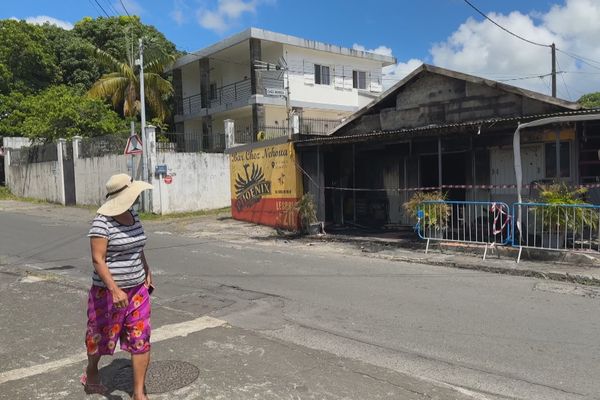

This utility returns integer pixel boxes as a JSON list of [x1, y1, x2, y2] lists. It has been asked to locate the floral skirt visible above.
[[85, 284, 151, 355]]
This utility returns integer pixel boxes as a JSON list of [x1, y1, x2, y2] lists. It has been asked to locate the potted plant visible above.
[[295, 193, 322, 235], [403, 191, 450, 238], [535, 183, 598, 248]]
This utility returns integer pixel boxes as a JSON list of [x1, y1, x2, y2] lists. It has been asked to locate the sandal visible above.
[[80, 372, 108, 395]]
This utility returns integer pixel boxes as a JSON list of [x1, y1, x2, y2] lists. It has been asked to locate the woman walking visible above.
[[81, 173, 154, 400]]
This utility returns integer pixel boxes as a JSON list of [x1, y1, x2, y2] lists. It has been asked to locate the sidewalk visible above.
[[2, 199, 600, 286]]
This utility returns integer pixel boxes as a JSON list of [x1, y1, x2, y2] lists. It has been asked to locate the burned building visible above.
[[296, 64, 600, 228]]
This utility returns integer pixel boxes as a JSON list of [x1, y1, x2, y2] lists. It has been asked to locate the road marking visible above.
[[0, 316, 226, 385]]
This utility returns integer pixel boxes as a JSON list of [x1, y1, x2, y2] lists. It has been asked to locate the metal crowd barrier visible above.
[[512, 202, 600, 262], [417, 201, 511, 259]]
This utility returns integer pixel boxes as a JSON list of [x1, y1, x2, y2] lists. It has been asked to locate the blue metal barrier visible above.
[[417, 201, 511, 259], [512, 202, 600, 262]]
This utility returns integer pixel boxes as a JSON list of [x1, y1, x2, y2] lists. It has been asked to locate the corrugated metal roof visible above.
[[296, 108, 600, 147]]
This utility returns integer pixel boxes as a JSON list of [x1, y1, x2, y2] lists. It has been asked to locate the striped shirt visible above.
[[88, 209, 147, 288]]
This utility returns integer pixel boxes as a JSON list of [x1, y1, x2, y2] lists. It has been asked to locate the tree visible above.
[[578, 92, 600, 109], [88, 47, 175, 121], [40, 24, 101, 90], [1, 86, 127, 142], [73, 16, 178, 63], [0, 20, 61, 94]]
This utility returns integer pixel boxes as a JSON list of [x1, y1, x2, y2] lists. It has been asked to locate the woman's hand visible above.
[[110, 287, 129, 309], [144, 270, 153, 288]]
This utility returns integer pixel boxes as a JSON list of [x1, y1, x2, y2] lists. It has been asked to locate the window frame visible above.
[[544, 141, 571, 178], [209, 83, 217, 100], [314, 64, 331, 86], [352, 70, 367, 90]]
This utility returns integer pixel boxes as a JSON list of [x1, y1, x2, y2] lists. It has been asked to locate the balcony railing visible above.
[[209, 79, 252, 109], [176, 77, 287, 117], [299, 117, 344, 136]]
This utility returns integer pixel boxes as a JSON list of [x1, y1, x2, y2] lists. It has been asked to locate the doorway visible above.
[[442, 152, 467, 200]]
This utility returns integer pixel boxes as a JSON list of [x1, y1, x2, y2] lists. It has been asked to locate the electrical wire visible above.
[[463, 0, 550, 48], [497, 72, 559, 82], [555, 48, 600, 72], [119, 0, 132, 17], [103, 0, 119, 16], [92, 0, 111, 17], [86, 0, 103, 17], [555, 56, 572, 100]]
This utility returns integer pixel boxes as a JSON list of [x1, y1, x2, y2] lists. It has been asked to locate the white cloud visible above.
[[170, 0, 189, 25], [428, 0, 600, 101], [13, 15, 74, 30], [382, 59, 424, 89], [352, 44, 393, 57], [114, 0, 144, 15], [197, 0, 274, 34], [352, 43, 422, 89]]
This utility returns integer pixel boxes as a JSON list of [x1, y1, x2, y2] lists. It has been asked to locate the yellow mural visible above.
[[229, 142, 303, 229]]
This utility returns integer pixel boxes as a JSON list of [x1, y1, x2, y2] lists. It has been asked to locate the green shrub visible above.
[[403, 191, 450, 230]]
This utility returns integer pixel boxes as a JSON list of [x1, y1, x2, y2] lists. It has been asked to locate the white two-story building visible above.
[[170, 28, 396, 151]]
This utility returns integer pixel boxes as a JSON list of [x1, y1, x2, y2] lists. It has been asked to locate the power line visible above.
[[497, 72, 559, 82], [555, 48, 600, 72], [463, 0, 550, 48], [92, 0, 111, 17], [555, 55, 572, 100], [103, 0, 120, 16], [119, 0, 131, 17], [86, 0, 103, 17]]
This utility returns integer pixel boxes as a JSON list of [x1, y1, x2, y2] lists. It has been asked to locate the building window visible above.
[[545, 141, 570, 178], [209, 83, 217, 100], [314, 64, 330, 85], [353, 70, 367, 89]]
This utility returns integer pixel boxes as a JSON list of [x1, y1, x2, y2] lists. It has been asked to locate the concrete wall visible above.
[[2, 137, 30, 149], [181, 61, 201, 99], [151, 152, 231, 214], [7, 159, 63, 203], [74, 154, 137, 206]]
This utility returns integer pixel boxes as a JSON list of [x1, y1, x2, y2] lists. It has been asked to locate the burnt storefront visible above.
[[297, 65, 600, 229]]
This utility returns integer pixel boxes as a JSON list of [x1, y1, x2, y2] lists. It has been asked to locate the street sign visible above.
[[164, 175, 173, 184], [155, 164, 168, 176], [124, 134, 143, 155], [265, 87, 286, 97]]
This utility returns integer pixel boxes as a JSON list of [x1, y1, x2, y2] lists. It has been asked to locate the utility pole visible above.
[[551, 43, 557, 98], [136, 37, 149, 210]]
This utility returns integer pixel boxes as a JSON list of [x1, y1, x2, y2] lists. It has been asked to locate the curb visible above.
[[306, 234, 600, 287]]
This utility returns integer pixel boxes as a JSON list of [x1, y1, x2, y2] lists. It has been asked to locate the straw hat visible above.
[[97, 174, 153, 216]]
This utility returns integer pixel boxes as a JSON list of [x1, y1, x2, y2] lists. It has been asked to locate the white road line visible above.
[[0, 316, 226, 385]]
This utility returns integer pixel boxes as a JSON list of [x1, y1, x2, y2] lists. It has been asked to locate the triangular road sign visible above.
[[125, 134, 143, 155]]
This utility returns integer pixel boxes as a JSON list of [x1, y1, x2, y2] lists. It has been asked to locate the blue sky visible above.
[[4, 0, 600, 100]]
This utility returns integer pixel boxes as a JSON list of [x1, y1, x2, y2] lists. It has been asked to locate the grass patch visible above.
[[138, 206, 231, 221], [0, 186, 17, 200]]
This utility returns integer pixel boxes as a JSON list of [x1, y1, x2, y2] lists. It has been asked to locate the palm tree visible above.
[[87, 47, 175, 121]]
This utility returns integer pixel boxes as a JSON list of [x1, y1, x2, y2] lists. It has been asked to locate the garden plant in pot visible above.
[[535, 183, 598, 248], [403, 191, 451, 239], [295, 193, 322, 235]]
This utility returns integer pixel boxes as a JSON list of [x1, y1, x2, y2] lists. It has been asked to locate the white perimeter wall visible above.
[[151, 152, 231, 214], [74, 154, 138, 206], [7, 160, 63, 203]]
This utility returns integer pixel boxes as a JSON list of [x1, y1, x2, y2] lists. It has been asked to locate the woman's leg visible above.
[[131, 351, 150, 399], [85, 354, 102, 383]]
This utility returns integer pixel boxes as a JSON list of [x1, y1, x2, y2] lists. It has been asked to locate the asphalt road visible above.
[[1, 207, 599, 400]]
